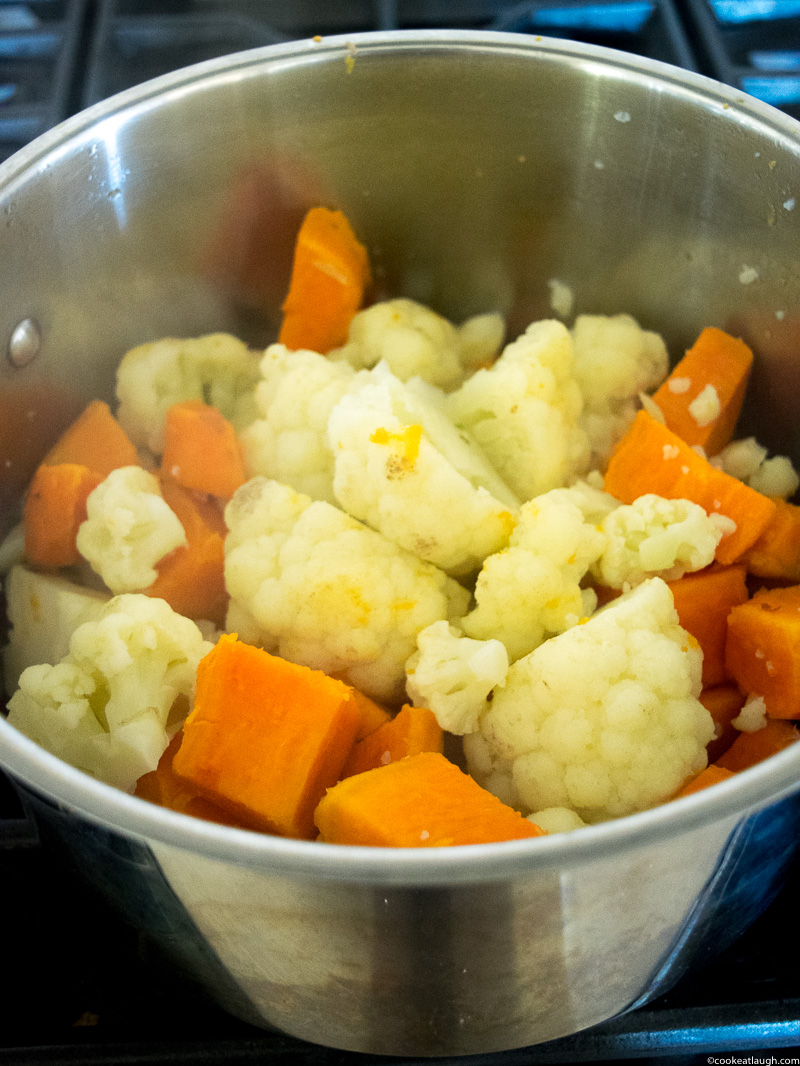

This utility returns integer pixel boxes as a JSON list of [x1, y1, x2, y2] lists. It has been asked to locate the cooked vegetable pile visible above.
[[3, 206, 800, 846]]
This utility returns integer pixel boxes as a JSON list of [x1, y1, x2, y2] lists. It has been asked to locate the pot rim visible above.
[[3, 710, 800, 883], [2, 28, 800, 885]]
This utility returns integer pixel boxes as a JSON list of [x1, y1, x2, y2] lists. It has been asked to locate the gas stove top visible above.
[[2, 2, 800, 1063], [3, 0, 800, 167]]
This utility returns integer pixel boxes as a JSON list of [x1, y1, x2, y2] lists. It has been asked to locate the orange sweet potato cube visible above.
[[43, 399, 139, 476], [725, 585, 800, 718], [341, 704, 443, 778], [136, 732, 241, 826], [315, 751, 545, 847], [674, 764, 736, 798], [667, 565, 748, 687], [173, 635, 362, 838], [716, 719, 800, 771]]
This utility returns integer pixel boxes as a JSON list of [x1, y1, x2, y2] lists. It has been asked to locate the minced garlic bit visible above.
[[732, 695, 767, 733], [688, 383, 721, 427], [667, 376, 692, 394], [662, 444, 680, 460]]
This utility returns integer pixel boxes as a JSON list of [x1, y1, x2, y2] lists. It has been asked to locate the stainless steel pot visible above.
[[2, 30, 800, 1058]]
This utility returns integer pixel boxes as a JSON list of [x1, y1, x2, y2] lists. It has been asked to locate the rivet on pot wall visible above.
[[7, 318, 41, 368]]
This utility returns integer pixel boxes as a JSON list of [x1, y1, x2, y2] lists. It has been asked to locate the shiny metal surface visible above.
[[7, 318, 42, 369], [2, 30, 800, 1056]]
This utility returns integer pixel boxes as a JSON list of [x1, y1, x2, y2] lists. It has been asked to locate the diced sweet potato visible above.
[[716, 719, 799, 771], [173, 635, 362, 839], [668, 565, 748, 687], [341, 704, 443, 778], [315, 751, 545, 847], [725, 585, 800, 718]]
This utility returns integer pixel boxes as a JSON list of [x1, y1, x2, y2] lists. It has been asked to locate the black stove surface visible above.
[[3, 1, 800, 1062]]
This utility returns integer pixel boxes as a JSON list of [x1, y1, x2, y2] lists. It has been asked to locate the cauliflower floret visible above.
[[731, 694, 768, 733], [479, 578, 713, 823], [446, 319, 591, 501], [594, 494, 723, 589], [328, 373, 516, 576], [711, 437, 800, 500], [238, 344, 360, 505], [330, 298, 504, 390], [405, 620, 509, 735], [462, 731, 521, 809], [461, 486, 607, 662], [528, 807, 587, 834], [2, 565, 110, 696], [457, 312, 507, 373], [750, 457, 799, 499], [571, 314, 669, 466], [115, 333, 261, 454], [372, 368, 520, 509], [545, 477, 620, 524], [224, 478, 470, 703], [223, 599, 267, 647], [76, 466, 187, 593], [6, 595, 213, 791]]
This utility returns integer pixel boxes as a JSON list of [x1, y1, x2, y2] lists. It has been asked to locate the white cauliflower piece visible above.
[[457, 312, 506, 373], [76, 466, 187, 593], [375, 369, 520, 510], [461, 486, 607, 662], [545, 477, 620, 524], [547, 278, 575, 319], [6, 595, 213, 791], [224, 478, 470, 703], [2, 565, 111, 696], [479, 578, 713, 823], [224, 599, 269, 648], [732, 695, 768, 733], [115, 333, 261, 454], [571, 314, 669, 466], [750, 457, 799, 499], [594, 494, 723, 589], [462, 731, 521, 809], [405, 620, 509, 735], [330, 298, 504, 390], [238, 344, 360, 505], [528, 807, 587, 834], [446, 319, 590, 501], [712, 437, 800, 500], [328, 374, 516, 576]]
